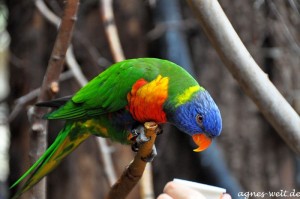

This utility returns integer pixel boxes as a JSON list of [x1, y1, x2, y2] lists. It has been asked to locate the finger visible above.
[[221, 193, 232, 199], [163, 182, 206, 199], [157, 193, 173, 199]]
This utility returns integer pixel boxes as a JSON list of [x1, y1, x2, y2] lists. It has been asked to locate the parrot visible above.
[[11, 58, 222, 198]]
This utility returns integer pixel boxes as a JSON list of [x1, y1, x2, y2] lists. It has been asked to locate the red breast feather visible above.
[[127, 75, 169, 123]]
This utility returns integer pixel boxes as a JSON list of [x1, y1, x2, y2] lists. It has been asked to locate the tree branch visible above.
[[100, 0, 125, 62], [35, 0, 60, 26], [187, 0, 300, 154], [29, 1, 79, 198], [65, 46, 88, 86], [106, 122, 158, 199], [268, 1, 300, 52], [35, 0, 88, 86], [35, 0, 118, 187]]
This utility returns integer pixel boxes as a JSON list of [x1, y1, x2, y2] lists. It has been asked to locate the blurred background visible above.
[[1, 0, 300, 199]]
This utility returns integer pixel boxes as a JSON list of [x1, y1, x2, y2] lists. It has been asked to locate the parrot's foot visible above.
[[129, 124, 162, 162], [130, 124, 163, 151], [130, 125, 149, 152], [141, 145, 157, 162]]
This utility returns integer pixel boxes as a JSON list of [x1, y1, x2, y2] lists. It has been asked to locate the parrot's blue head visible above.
[[170, 90, 222, 152]]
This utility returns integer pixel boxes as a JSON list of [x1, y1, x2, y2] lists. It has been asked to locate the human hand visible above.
[[157, 181, 232, 199]]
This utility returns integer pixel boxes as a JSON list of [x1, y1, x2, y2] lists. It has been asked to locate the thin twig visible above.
[[36, 0, 111, 69], [268, 0, 300, 53], [288, 0, 300, 17], [97, 138, 117, 186], [66, 46, 88, 86], [35, 0, 60, 26], [106, 122, 158, 199], [74, 32, 112, 69], [35, 0, 118, 187], [187, 0, 300, 154], [147, 19, 198, 41], [29, 1, 79, 199], [100, 0, 125, 62], [5, 71, 73, 124]]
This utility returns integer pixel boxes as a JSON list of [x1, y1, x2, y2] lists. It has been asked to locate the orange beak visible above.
[[192, 133, 212, 152]]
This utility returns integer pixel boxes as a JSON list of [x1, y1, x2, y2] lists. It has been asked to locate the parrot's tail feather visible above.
[[11, 122, 91, 199]]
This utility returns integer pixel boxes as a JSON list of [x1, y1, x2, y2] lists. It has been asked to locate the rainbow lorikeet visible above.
[[11, 58, 222, 198]]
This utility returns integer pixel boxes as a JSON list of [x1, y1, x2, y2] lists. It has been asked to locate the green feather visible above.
[[11, 122, 91, 199]]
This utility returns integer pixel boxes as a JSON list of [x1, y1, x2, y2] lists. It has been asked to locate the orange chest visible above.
[[126, 75, 169, 123]]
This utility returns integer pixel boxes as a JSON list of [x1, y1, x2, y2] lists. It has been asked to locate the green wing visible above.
[[47, 58, 160, 120]]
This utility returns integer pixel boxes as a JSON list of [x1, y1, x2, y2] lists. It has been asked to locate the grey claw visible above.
[[141, 145, 157, 162], [130, 125, 160, 156], [136, 130, 150, 144], [130, 125, 149, 147], [131, 142, 139, 152]]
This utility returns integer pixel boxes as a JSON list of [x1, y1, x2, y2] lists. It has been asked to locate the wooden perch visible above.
[[187, 0, 300, 153], [106, 122, 158, 199]]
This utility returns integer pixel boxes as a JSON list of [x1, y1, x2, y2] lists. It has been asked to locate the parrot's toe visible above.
[[129, 124, 161, 154], [135, 129, 150, 143], [141, 145, 157, 162], [131, 142, 139, 152], [129, 125, 149, 152]]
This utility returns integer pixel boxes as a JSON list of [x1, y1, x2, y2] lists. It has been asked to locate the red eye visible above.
[[196, 114, 203, 126]]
